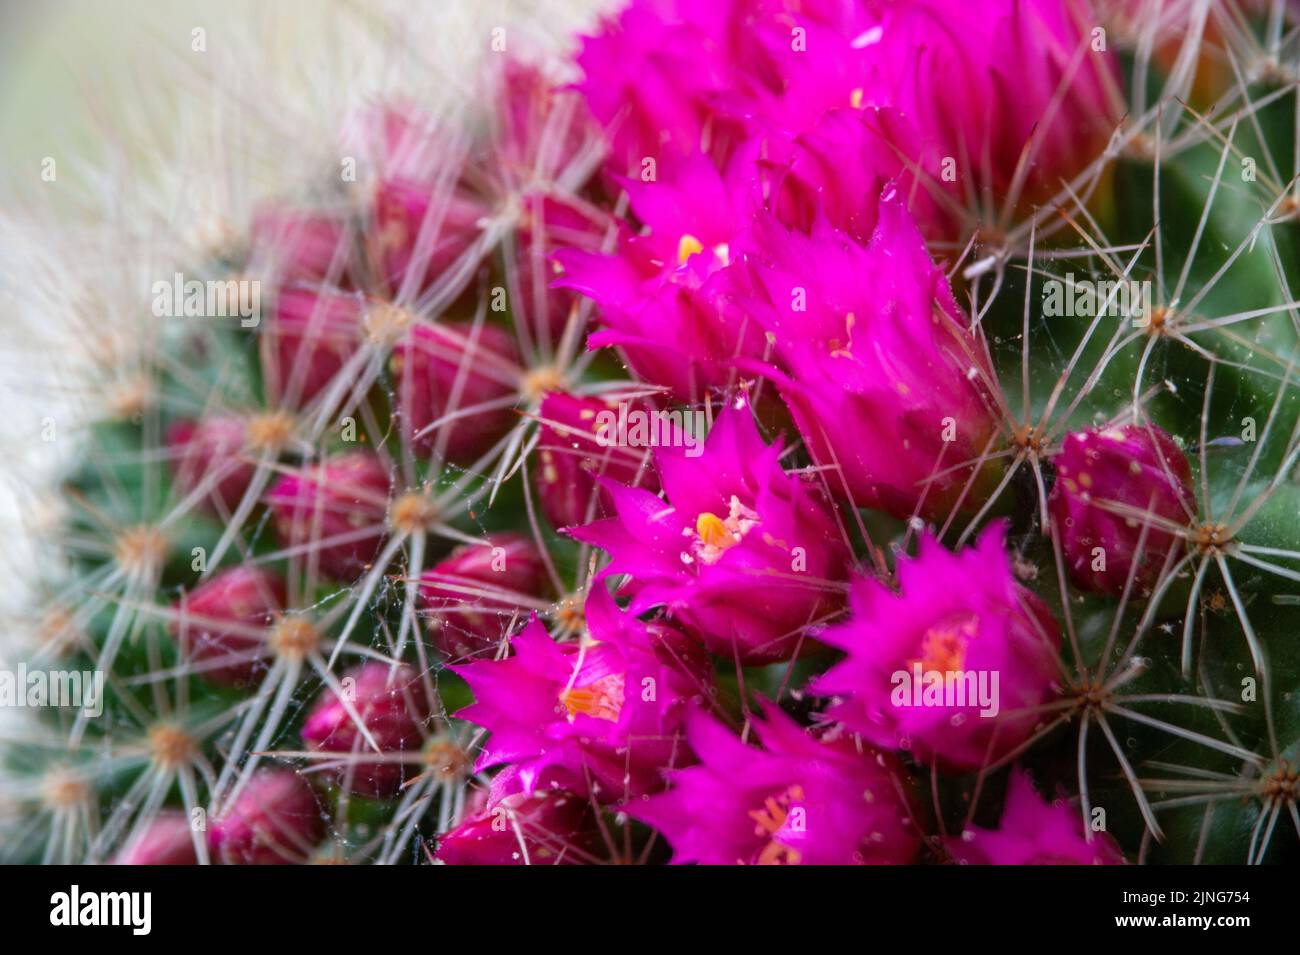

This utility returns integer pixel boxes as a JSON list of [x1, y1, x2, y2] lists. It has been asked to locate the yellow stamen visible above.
[[695, 512, 734, 550], [912, 618, 976, 674], [677, 233, 704, 264], [559, 673, 625, 722], [748, 784, 805, 865]]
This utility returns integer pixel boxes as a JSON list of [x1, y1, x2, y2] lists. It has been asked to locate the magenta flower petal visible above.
[[570, 401, 849, 664], [813, 523, 1062, 773], [948, 768, 1125, 865], [744, 188, 1002, 518], [632, 702, 922, 865], [451, 588, 711, 803]]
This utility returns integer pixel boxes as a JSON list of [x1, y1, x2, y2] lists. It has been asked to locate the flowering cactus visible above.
[[4, 0, 1300, 872]]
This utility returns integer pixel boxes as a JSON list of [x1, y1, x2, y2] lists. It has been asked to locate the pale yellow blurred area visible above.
[[0, 0, 609, 199], [0, 0, 286, 191], [0, 0, 610, 638]]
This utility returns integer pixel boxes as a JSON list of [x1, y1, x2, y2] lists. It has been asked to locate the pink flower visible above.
[[166, 415, 255, 515], [553, 153, 764, 402], [744, 189, 1003, 519], [1048, 424, 1195, 595], [632, 703, 922, 865], [948, 768, 1125, 864], [419, 533, 550, 660], [570, 400, 848, 664], [573, 1, 741, 172], [301, 662, 431, 798], [266, 450, 392, 580], [574, 1, 879, 173], [435, 789, 601, 865], [169, 566, 287, 687], [769, 106, 953, 243], [533, 391, 660, 531], [859, 0, 1119, 213], [264, 286, 362, 409], [390, 321, 521, 464], [451, 587, 711, 803], [209, 769, 326, 865], [813, 524, 1061, 773], [112, 812, 199, 865]]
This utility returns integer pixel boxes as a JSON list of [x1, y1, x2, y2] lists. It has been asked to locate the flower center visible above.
[[675, 233, 729, 267], [912, 617, 976, 674], [686, 496, 760, 566], [676, 233, 704, 264], [748, 784, 805, 865], [559, 672, 625, 722]]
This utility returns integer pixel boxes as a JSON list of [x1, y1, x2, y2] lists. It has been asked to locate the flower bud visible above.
[[169, 566, 287, 687], [436, 789, 599, 865], [249, 203, 352, 287], [371, 178, 487, 298], [209, 769, 325, 865], [534, 392, 659, 530], [266, 451, 392, 580], [265, 286, 362, 408], [166, 415, 254, 515], [419, 533, 548, 659], [390, 321, 520, 464], [112, 811, 199, 865], [301, 662, 430, 797], [1048, 424, 1195, 595]]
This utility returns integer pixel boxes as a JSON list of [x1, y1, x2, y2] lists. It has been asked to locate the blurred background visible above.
[[0, 0, 606, 643]]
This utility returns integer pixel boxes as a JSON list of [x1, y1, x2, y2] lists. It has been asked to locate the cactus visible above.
[[2, 0, 1299, 866]]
